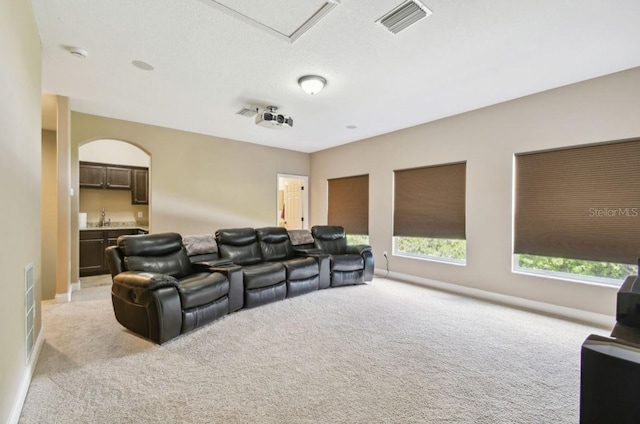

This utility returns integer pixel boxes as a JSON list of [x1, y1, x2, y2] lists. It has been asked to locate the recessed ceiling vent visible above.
[[377, 0, 432, 35], [236, 106, 258, 117]]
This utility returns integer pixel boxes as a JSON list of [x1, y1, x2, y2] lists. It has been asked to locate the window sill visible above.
[[394, 252, 466, 266], [512, 268, 623, 289]]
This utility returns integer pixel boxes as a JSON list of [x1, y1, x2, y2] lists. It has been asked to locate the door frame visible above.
[[276, 173, 309, 229]]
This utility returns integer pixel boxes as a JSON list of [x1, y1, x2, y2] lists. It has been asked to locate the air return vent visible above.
[[377, 0, 432, 34], [236, 106, 258, 118], [25, 263, 35, 363]]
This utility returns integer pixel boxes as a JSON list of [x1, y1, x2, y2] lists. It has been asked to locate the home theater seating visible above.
[[105, 225, 374, 344]]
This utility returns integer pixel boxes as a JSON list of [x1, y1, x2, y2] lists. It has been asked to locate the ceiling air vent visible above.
[[377, 0, 432, 35], [236, 106, 258, 118]]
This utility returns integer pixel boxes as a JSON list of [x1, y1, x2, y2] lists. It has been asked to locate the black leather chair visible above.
[[215, 228, 287, 308], [311, 225, 374, 287], [105, 232, 233, 344], [256, 227, 330, 295]]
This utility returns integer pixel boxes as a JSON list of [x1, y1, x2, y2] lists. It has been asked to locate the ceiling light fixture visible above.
[[298, 75, 327, 95]]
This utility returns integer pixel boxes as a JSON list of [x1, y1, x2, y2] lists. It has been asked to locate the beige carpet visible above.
[[20, 278, 608, 423]]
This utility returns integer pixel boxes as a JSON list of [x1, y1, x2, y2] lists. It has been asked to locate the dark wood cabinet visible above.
[[131, 168, 149, 204], [105, 166, 132, 189], [79, 231, 106, 275], [80, 161, 148, 204], [79, 164, 106, 188], [80, 228, 139, 276]]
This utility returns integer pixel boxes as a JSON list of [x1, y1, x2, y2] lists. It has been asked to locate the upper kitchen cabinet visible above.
[[105, 165, 132, 189], [80, 161, 148, 204], [131, 168, 149, 204], [79, 163, 106, 188], [80, 161, 131, 189]]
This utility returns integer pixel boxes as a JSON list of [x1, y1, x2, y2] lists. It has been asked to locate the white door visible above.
[[277, 175, 307, 230], [282, 179, 303, 230]]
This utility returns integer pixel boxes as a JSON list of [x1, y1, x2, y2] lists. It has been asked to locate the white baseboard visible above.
[[71, 281, 81, 292], [374, 269, 615, 329], [55, 290, 71, 303], [7, 330, 45, 424]]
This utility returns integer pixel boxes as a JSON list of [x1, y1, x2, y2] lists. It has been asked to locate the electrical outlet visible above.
[[383, 251, 388, 257], [137, 211, 143, 218]]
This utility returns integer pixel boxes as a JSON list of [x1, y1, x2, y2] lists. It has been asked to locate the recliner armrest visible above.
[[192, 259, 235, 271], [113, 271, 179, 290], [294, 247, 325, 256], [346, 244, 372, 255]]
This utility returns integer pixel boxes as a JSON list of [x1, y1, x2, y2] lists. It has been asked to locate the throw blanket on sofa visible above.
[[182, 234, 217, 256], [288, 229, 314, 246]]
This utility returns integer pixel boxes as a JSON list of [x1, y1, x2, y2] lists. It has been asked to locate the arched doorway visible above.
[[78, 139, 150, 228], [77, 139, 151, 285]]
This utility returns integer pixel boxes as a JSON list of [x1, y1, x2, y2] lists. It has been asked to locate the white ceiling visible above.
[[31, 0, 640, 153]]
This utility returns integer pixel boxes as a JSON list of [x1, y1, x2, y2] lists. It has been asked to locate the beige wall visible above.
[[70, 113, 310, 237], [79, 139, 151, 167], [0, 0, 42, 422], [41, 130, 58, 300], [56, 97, 72, 299], [310, 67, 640, 319], [79, 189, 149, 225]]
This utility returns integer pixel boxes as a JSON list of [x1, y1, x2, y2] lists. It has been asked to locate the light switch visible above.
[[137, 211, 143, 218]]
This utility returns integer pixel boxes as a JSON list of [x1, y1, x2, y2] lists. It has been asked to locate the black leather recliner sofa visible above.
[[311, 225, 374, 286], [214, 227, 329, 308], [106, 227, 373, 344], [105, 232, 242, 344], [256, 226, 330, 294]]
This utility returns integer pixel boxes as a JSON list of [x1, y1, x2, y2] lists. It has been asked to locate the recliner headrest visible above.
[[118, 232, 183, 257], [215, 228, 257, 246], [256, 227, 289, 244], [312, 226, 345, 241]]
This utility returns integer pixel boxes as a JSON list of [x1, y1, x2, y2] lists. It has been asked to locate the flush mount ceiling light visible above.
[[298, 75, 327, 95]]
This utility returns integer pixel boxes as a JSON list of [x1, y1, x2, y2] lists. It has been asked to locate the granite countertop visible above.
[[80, 222, 149, 232], [80, 226, 149, 231]]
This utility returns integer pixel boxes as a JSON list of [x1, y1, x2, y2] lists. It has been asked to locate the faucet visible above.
[[100, 208, 106, 227]]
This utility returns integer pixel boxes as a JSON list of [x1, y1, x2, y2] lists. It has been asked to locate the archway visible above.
[[76, 139, 151, 285]]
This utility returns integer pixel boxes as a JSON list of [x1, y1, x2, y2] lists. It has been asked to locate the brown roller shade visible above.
[[393, 162, 466, 239], [514, 139, 640, 264], [328, 174, 369, 235]]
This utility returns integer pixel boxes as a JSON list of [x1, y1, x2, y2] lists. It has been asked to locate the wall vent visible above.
[[377, 0, 432, 35], [25, 263, 35, 363]]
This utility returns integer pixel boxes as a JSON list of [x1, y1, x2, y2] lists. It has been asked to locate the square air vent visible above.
[[236, 106, 258, 118], [377, 0, 432, 35]]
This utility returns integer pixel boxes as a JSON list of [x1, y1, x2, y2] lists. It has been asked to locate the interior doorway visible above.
[[277, 174, 309, 230]]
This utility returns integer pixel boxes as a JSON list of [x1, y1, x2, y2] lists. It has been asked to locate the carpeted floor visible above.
[[20, 278, 608, 423]]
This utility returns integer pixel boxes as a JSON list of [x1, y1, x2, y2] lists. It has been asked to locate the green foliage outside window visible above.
[[346, 234, 370, 245], [517, 254, 636, 281], [395, 237, 466, 261]]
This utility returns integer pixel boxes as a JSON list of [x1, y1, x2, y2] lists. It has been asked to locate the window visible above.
[[393, 162, 466, 263], [328, 174, 369, 237], [514, 139, 640, 285]]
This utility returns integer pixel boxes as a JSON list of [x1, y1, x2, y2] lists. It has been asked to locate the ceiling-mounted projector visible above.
[[255, 106, 293, 129]]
